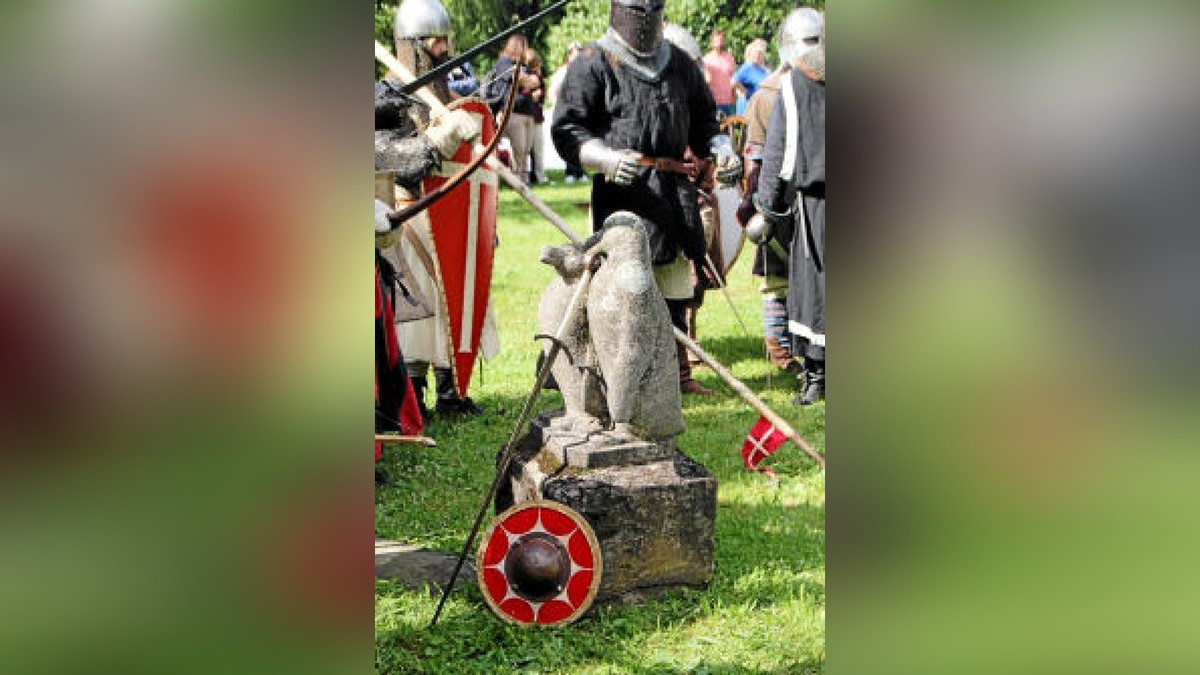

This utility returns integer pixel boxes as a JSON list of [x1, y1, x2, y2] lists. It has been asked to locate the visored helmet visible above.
[[778, 7, 823, 67], [609, 0, 666, 55]]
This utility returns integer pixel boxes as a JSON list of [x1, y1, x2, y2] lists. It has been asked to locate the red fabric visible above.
[[376, 263, 422, 464], [741, 416, 788, 476]]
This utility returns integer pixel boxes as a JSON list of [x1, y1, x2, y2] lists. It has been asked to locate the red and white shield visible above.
[[422, 99, 498, 398], [477, 501, 602, 627]]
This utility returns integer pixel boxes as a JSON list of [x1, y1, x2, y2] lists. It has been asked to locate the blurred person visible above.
[[733, 38, 770, 115], [524, 48, 551, 184], [547, 41, 586, 183], [486, 35, 540, 185], [739, 8, 823, 377], [388, 0, 497, 416], [552, 0, 742, 396], [755, 18, 825, 405], [447, 61, 478, 98], [703, 29, 737, 118]]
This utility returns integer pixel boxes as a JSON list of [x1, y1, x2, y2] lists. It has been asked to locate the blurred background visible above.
[[3, 0, 1200, 672], [0, 1, 369, 673], [833, 1, 1200, 672]]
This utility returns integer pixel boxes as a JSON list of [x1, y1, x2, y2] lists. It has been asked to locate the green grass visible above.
[[375, 170, 825, 674]]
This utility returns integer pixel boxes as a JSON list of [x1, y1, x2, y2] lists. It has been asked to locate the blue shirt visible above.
[[733, 62, 768, 104], [448, 62, 478, 98]]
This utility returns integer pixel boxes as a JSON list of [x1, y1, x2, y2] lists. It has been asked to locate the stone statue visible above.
[[537, 212, 686, 444]]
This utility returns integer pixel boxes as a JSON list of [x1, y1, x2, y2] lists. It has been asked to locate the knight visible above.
[[383, 0, 501, 418], [374, 66, 480, 465], [551, 0, 742, 398], [754, 14, 826, 405]]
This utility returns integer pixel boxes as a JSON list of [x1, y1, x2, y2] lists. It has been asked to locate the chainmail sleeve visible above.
[[375, 131, 441, 190]]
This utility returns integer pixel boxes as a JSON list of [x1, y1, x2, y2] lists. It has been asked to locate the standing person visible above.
[[552, 0, 742, 396], [387, 0, 496, 417], [486, 35, 540, 184], [546, 42, 585, 184], [755, 17, 825, 405], [447, 61, 478, 98], [373, 81, 480, 462], [733, 38, 769, 115], [702, 29, 737, 118], [523, 49, 551, 185], [739, 8, 823, 376]]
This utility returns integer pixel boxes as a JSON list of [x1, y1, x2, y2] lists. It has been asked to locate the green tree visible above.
[[376, 0, 566, 80], [541, 0, 822, 79]]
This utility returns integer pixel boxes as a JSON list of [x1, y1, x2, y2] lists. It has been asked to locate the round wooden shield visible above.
[[476, 500, 602, 627]]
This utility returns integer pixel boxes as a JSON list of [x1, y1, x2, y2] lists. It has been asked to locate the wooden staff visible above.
[[375, 40, 585, 245], [673, 330, 825, 469], [375, 434, 438, 447]]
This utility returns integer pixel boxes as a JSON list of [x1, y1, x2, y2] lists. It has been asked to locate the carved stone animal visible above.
[[537, 212, 685, 441]]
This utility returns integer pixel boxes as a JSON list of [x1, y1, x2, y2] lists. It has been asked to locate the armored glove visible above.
[[578, 139, 645, 186], [710, 135, 743, 187], [744, 212, 772, 245], [374, 198, 394, 234], [425, 109, 481, 158]]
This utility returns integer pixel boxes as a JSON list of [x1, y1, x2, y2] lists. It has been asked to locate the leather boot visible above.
[[434, 367, 483, 416], [794, 358, 825, 406], [765, 336, 799, 373], [678, 343, 715, 396]]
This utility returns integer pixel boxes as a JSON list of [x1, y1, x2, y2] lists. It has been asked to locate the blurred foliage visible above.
[[376, 0, 822, 83]]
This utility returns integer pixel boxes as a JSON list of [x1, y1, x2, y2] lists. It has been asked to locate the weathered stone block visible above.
[[499, 414, 717, 603]]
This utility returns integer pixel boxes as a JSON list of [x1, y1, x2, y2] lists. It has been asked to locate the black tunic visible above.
[[551, 44, 719, 265], [757, 69, 825, 357]]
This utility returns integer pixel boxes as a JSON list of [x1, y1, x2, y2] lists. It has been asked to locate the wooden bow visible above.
[[386, 61, 519, 227]]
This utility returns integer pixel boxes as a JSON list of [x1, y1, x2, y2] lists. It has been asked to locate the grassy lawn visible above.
[[375, 171, 825, 674]]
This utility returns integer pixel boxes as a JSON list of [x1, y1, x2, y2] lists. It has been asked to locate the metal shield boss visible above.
[[421, 99, 497, 398], [477, 501, 602, 626]]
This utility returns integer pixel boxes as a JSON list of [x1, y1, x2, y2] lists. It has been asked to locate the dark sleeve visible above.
[[484, 57, 515, 110], [551, 50, 605, 166], [687, 57, 720, 159], [755, 94, 792, 216]]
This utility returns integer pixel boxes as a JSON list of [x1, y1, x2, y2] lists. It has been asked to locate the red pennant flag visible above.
[[741, 416, 788, 475]]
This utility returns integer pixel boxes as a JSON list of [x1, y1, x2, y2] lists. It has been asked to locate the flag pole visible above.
[[674, 330, 825, 468]]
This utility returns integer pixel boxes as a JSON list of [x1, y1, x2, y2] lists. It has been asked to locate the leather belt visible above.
[[635, 156, 696, 175]]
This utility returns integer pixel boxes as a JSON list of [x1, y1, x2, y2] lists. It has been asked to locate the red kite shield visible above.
[[477, 501, 602, 627], [422, 99, 497, 397]]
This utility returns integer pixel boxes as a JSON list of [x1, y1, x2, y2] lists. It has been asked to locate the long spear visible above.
[[429, 254, 602, 627], [375, 40, 585, 245]]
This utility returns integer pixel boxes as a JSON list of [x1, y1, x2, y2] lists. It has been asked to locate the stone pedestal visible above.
[[498, 413, 717, 603]]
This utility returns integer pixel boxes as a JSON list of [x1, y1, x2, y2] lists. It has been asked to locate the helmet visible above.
[[778, 8, 823, 67], [662, 22, 701, 62], [609, 0, 666, 56], [394, 0, 452, 41]]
